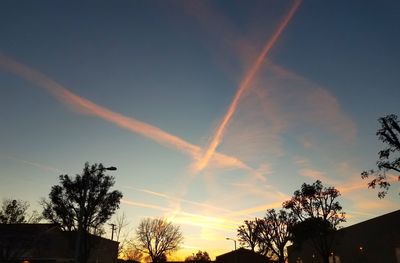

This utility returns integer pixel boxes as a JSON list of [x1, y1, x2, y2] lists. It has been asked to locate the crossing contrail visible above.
[[194, 0, 302, 172], [0, 54, 249, 170]]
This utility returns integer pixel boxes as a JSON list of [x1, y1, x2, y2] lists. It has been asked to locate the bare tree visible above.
[[237, 219, 259, 252], [112, 212, 132, 258], [123, 241, 143, 262], [362, 114, 400, 198], [256, 209, 296, 263], [135, 218, 183, 262]]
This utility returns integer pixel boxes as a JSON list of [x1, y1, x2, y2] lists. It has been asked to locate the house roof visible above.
[[216, 247, 269, 262], [0, 223, 119, 262], [339, 209, 400, 232], [0, 223, 61, 235]]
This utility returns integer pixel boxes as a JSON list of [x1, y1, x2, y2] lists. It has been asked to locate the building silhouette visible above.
[[288, 209, 400, 263], [0, 223, 118, 263]]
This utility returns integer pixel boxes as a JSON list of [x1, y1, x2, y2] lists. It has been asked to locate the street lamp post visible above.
[[226, 238, 237, 263], [226, 238, 237, 251]]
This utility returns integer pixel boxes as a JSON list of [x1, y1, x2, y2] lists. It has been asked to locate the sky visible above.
[[0, 0, 399, 260]]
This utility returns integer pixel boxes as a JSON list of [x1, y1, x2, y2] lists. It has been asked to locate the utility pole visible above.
[[109, 223, 116, 241]]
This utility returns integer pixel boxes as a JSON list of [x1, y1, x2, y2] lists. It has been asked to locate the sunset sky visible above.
[[1, 0, 399, 260]]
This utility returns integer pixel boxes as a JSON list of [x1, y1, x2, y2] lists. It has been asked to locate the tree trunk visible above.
[[322, 252, 330, 263], [278, 247, 285, 263]]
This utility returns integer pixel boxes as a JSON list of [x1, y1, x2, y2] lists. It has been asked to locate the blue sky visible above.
[[1, 0, 399, 260]]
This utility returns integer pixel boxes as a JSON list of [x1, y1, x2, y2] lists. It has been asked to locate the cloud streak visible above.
[[0, 54, 249, 171], [121, 198, 240, 231], [124, 186, 233, 214], [194, 0, 302, 172], [5, 156, 63, 174]]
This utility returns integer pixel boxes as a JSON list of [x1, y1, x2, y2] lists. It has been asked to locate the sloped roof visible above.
[[339, 209, 400, 232], [216, 248, 269, 263]]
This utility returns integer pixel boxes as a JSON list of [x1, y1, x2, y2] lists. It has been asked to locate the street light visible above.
[[226, 237, 237, 251], [226, 238, 237, 263], [105, 166, 117, 171], [94, 166, 117, 172]]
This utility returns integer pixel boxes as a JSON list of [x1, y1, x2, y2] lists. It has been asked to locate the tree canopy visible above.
[[237, 219, 259, 252], [256, 209, 297, 263], [361, 114, 400, 198], [0, 199, 41, 224], [41, 162, 122, 233], [283, 180, 345, 228], [134, 218, 183, 263], [41, 162, 122, 263], [237, 209, 296, 262], [184, 250, 211, 262], [283, 180, 345, 263]]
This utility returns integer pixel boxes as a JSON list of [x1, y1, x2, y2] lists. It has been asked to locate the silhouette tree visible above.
[[123, 242, 143, 262], [283, 180, 345, 263], [41, 162, 122, 263], [152, 253, 167, 262], [0, 199, 41, 224], [185, 250, 211, 262], [256, 209, 297, 263], [237, 219, 259, 252], [42, 162, 122, 232], [134, 218, 183, 262], [361, 114, 400, 198]]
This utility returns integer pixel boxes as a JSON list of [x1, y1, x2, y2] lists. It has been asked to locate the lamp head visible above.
[[105, 166, 117, 171]]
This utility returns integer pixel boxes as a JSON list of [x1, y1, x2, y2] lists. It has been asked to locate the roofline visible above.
[[340, 209, 400, 231]]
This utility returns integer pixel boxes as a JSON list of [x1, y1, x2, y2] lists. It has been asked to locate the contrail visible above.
[[6, 156, 63, 174], [194, 0, 302, 172], [0, 54, 248, 170], [124, 186, 233, 213]]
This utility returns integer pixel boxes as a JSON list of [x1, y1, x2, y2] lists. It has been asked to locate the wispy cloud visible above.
[[0, 54, 249, 171], [167, 212, 240, 231], [263, 63, 357, 142], [124, 186, 233, 214], [121, 198, 171, 212], [5, 156, 63, 174], [299, 168, 330, 182], [193, 0, 302, 172], [121, 198, 240, 231], [181, 0, 356, 174], [224, 201, 285, 218], [293, 156, 310, 166]]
